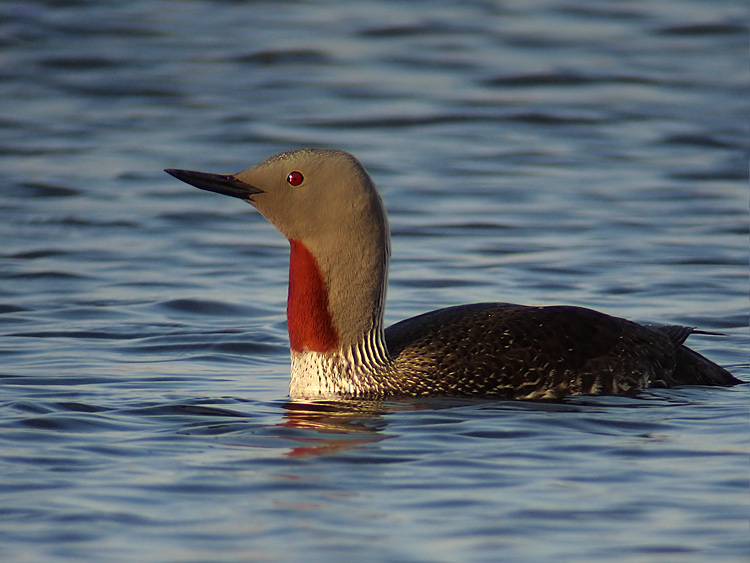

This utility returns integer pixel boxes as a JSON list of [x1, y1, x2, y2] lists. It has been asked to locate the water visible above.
[[1, 0, 748, 561]]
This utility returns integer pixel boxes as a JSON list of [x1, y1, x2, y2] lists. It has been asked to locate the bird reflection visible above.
[[280, 400, 390, 457]]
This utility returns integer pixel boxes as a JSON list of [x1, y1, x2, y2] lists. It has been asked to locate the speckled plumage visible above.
[[384, 303, 737, 399], [166, 149, 741, 401]]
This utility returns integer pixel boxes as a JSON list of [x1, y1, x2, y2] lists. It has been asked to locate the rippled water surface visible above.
[[1, 1, 748, 561]]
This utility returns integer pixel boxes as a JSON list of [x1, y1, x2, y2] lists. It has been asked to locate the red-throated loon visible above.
[[165, 148, 741, 400]]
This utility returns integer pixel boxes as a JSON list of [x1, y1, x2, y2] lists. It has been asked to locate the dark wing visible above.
[[385, 303, 681, 399]]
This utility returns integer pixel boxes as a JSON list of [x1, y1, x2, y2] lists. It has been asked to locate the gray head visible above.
[[167, 148, 386, 247], [166, 148, 391, 352]]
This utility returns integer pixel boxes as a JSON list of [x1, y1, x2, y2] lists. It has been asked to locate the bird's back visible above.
[[384, 303, 739, 399]]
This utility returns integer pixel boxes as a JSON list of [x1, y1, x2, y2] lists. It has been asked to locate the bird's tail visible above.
[[673, 345, 742, 386]]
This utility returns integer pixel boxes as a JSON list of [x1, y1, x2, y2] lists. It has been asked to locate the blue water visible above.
[[1, 1, 748, 561]]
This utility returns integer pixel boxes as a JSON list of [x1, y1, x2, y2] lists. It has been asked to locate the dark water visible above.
[[1, 1, 748, 561]]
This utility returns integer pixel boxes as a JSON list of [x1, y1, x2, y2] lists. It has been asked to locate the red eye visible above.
[[287, 171, 304, 186]]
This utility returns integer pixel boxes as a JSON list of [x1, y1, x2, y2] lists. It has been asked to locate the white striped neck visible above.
[[289, 329, 392, 400]]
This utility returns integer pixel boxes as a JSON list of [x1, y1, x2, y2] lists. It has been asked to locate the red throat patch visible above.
[[287, 239, 340, 352]]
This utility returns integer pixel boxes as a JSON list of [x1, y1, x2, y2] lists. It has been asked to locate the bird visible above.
[[165, 148, 741, 400]]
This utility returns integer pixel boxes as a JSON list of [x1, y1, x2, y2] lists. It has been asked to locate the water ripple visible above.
[[0, 1, 746, 562]]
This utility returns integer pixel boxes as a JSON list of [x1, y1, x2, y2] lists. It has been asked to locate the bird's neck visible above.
[[286, 239, 340, 353], [286, 236, 391, 399]]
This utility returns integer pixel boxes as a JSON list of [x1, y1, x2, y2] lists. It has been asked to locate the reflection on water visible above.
[[281, 402, 390, 457]]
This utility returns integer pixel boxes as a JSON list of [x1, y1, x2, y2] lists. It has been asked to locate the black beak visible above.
[[164, 169, 264, 200]]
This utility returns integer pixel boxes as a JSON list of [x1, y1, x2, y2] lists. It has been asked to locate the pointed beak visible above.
[[165, 169, 264, 201]]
